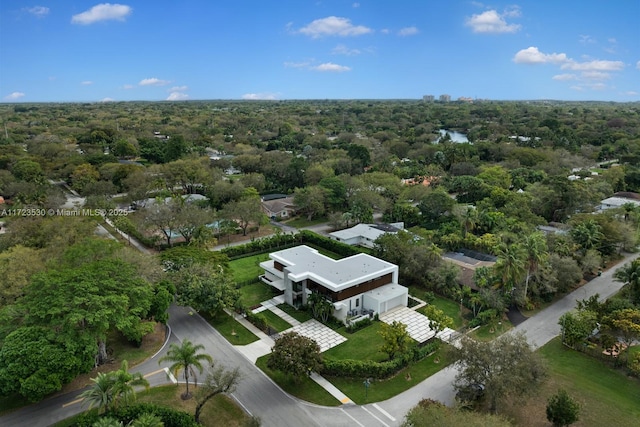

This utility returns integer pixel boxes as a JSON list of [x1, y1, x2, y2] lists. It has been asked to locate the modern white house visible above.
[[260, 245, 408, 323], [328, 222, 404, 248]]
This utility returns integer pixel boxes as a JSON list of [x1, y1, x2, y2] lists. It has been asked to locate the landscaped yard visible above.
[[238, 282, 280, 308], [276, 303, 313, 323], [409, 286, 467, 329], [468, 319, 513, 341], [503, 338, 640, 427], [283, 216, 328, 228], [229, 253, 270, 283], [255, 355, 341, 406], [324, 322, 391, 363], [260, 309, 292, 332], [205, 312, 258, 345], [328, 344, 452, 404]]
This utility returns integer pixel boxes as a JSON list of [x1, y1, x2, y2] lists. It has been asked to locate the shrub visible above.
[[71, 403, 197, 427]]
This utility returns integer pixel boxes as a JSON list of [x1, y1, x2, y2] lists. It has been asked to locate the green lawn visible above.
[[468, 320, 513, 341], [324, 322, 390, 363], [260, 309, 293, 332], [255, 355, 341, 406], [283, 216, 329, 228], [238, 282, 280, 308], [205, 312, 259, 345], [328, 344, 452, 404], [276, 304, 313, 323], [229, 253, 270, 283], [505, 338, 640, 427]]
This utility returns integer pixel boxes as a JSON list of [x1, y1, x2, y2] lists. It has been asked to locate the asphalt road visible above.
[[3, 247, 638, 426]]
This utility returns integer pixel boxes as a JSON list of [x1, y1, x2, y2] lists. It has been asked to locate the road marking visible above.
[[143, 368, 165, 378], [340, 408, 366, 427], [372, 403, 396, 422], [151, 325, 172, 359], [163, 367, 178, 384], [62, 398, 83, 408], [362, 406, 391, 427], [230, 393, 253, 417]]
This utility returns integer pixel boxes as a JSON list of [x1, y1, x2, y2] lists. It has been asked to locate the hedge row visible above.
[[220, 229, 362, 259], [321, 340, 440, 379], [72, 403, 197, 427]]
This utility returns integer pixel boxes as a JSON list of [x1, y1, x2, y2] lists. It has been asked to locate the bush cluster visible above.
[[322, 340, 440, 379], [72, 403, 197, 427]]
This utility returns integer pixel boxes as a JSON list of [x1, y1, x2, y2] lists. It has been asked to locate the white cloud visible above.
[[284, 61, 312, 69], [552, 74, 577, 81], [100, 97, 115, 102], [242, 92, 279, 100], [624, 91, 638, 96], [312, 62, 351, 72], [579, 34, 596, 44], [168, 85, 188, 92], [139, 78, 170, 86], [332, 44, 361, 55], [298, 16, 372, 38], [581, 71, 611, 80], [352, 3, 360, 8], [24, 6, 49, 17], [465, 10, 521, 34], [81, 81, 93, 85], [380, 29, 390, 35], [513, 47, 568, 64], [71, 3, 132, 25], [561, 59, 624, 71], [166, 92, 189, 101], [4, 92, 25, 100], [123, 84, 134, 89], [503, 5, 521, 18], [398, 26, 419, 36]]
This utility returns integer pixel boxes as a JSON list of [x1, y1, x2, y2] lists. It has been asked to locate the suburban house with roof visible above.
[[259, 245, 408, 323], [329, 222, 404, 248], [261, 195, 296, 219], [597, 192, 640, 212]]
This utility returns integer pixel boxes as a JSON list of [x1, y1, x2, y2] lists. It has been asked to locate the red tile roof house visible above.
[[260, 245, 408, 324]]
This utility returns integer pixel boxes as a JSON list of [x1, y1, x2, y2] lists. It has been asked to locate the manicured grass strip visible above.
[[260, 309, 293, 332], [324, 322, 389, 363], [329, 344, 452, 404], [238, 282, 280, 308], [468, 320, 513, 342], [283, 216, 328, 228], [229, 253, 271, 283], [255, 355, 341, 406], [276, 304, 313, 323], [205, 312, 259, 345], [535, 338, 640, 426]]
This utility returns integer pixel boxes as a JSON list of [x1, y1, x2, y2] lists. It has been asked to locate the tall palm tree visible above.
[[158, 339, 213, 399], [522, 232, 548, 303], [494, 243, 526, 296]]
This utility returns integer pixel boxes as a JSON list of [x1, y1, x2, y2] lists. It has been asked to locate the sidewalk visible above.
[[228, 306, 355, 405]]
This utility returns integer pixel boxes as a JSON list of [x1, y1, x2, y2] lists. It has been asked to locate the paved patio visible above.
[[379, 306, 459, 346], [286, 319, 347, 352]]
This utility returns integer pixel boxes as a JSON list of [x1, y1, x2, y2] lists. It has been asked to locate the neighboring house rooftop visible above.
[[270, 245, 397, 292], [261, 196, 296, 218], [442, 249, 497, 290], [329, 222, 404, 248]]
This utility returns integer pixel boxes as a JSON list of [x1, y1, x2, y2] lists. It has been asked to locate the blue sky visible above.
[[1, 1, 638, 102]]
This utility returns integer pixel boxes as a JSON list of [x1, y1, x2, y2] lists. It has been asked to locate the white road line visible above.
[[372, 403, 396, 422], [163, 367, 178, 384], [340, 408, 366, 427], [151, 325, 172, 359], [362, 406, 391, 427], [230, 393, 253, 417]]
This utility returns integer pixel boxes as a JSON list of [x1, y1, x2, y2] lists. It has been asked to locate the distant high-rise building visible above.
[[422, 95, 434, 102], [439, 94, 451, 102]]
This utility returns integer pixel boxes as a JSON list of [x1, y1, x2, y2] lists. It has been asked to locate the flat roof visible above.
[[271, 245, 397, 292]]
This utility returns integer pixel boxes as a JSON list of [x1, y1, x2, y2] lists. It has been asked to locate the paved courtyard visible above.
[[379, 306, 457, 344], [286, 319, 347, 352]]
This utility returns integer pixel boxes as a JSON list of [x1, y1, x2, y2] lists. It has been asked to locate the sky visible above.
[[1, 1, 639, 103]]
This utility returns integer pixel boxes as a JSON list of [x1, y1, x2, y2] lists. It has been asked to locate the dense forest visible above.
[[1, 99, 640, 402]]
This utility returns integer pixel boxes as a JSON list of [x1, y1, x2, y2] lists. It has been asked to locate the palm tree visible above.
[[522, 232, 548, 303], [79, 360, 149, 414], [494, 242, 526, 296], [80, 372, 115, 414], [614, 258, 640, 305], [158, 339, 213, 399], [110, 360, 150, 410]]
